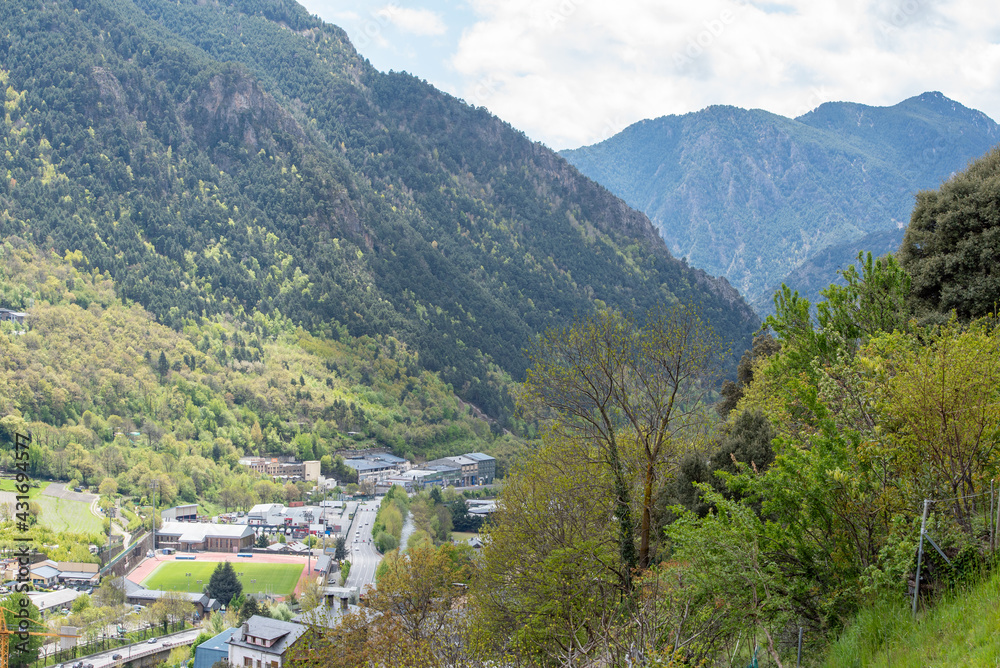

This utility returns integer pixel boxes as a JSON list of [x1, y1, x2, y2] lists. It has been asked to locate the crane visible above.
[[0, 606, 79, 668]]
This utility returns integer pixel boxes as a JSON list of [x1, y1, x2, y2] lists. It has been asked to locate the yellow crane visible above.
[[0, 606, 79, 668]]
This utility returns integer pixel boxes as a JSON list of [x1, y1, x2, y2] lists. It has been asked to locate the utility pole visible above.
[[149, 480, 160, 553], [911, 499, 930, 618]]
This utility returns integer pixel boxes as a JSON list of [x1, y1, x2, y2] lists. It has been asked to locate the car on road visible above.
[[147, 637, 157, 644], [112, 654, 123, 660]]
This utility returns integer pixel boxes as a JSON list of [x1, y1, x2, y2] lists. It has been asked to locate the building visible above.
[[342, 458, 398, 483], [156, 522, 255, 553], [29, 561, 60, 587], [238, 457, 321, 482], [465, 452, 496, 484], [162, 504, 199, 522], [56, 562, 100, 586], [441, 456, 479, 486], [194, 628, 239, 668], [126, 588, 221, 617], [247, 504, 286, 526], [247, 504, 339, 537], [27, 589, 81, 618], [227, 615, 309, 668], [0, 308, 28, 325], [467, 500, 497, 516]]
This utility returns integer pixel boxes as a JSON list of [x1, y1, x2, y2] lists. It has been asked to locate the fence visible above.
[[34, 619, 189, 668], [910, 481, 1000, 616]]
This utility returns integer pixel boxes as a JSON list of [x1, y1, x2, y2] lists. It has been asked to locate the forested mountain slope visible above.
[[0, 0, 758, 423], [0, 241, 522, 500], [562, 93, 1000, 312]]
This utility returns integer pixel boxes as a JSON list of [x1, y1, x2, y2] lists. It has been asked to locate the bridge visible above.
[[51, 628, 203, 668]]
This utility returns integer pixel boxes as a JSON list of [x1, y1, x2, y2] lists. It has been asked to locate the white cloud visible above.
[[375, 5, 447, 36], [447, 0, 1000, 149]]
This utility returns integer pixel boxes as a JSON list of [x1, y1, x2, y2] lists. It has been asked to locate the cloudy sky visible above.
[[297, 0, 1000, 150]]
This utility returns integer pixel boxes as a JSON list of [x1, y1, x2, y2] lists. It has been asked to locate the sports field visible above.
[[142, 561, 304, 596]]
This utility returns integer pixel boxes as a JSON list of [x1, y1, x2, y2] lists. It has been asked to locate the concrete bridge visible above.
[[53, 628, 202, 668]]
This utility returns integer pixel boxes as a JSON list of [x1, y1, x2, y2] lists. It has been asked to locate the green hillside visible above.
[[0, 0, 758, 425], [822, 570, 1000, 667], [0, 242, 522, 508], [562, 93, 1000, 310]]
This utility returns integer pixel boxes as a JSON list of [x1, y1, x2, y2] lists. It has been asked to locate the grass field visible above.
[[142, 561, 304, 596], [0, 480, 48, 498], [35, 495, 103, 534]]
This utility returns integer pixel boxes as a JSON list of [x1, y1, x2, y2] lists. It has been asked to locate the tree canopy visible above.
[[206, 561, 242, 607]]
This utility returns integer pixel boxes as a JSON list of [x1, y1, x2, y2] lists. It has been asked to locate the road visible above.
[[52, 628, 203, 668], [344, 499, 382, 592]]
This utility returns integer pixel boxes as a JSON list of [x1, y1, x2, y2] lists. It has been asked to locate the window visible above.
[[257, 661, 261, 668], [243, 658, 252, 667]]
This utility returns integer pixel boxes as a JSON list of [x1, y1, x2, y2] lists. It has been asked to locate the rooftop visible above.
[[197, 627, 239, 653], [27, 588, 81, 610], [157, 522, 254, 542], [228, 615, 308, 654]]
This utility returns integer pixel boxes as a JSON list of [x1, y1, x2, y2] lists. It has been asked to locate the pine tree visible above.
[[205, 561, 242, 606], [157, 351, 169, 381]]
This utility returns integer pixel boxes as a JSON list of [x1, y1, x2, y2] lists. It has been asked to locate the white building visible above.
[[227, 616, 308, 668]]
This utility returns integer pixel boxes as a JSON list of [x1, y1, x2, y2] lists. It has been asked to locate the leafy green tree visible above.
[[522, 304, 722, 577], [668, 489, 793, 666], [899, 146, 1000, 321], [205, 561, 242, 606], [238, 597, 261, 624], [471, 436, 619, 665], [94, 577, 126, 608], [0, 594, 44, 667], [717, 333, 780, 417], [71, 593, 91, 614]]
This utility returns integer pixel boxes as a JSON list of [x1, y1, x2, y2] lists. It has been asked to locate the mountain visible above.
[[0, 0, 758, 423], [561, 93, 1000, 312]]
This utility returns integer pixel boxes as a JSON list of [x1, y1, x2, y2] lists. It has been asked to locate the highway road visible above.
[[344, 499, 382, 593], [53, 628, 203, 668]]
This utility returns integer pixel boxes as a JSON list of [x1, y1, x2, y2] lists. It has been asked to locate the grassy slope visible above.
[[822, 571, 1000, 667], [35, 495, 103, 534]]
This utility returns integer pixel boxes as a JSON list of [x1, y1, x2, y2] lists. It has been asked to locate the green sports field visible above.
[[142, 561, 304, 596]]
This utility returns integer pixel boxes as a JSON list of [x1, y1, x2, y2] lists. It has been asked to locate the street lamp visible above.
[[149, 479, 160, 550]]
